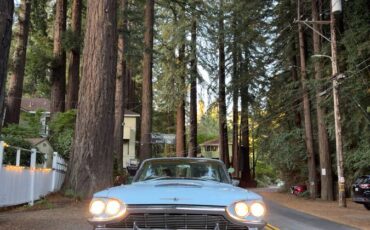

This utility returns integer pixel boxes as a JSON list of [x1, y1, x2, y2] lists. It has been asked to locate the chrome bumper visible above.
[[90, 205, 266, 230]]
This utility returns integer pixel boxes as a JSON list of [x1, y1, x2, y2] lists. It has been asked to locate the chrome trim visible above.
[[90, 205, 266, 229]]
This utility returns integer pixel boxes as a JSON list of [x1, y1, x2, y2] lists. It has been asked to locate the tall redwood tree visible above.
[[312, 0, 333, 201], [0, 0, 14, 128], [66, 0, 82, 110], [218, 0, 229, 167], [139, 0, 155, 161], [114, 0, 128, 173], [5, 0, 31, 124], [188, 10, 198, 157], [64, 0, 117, 197], [50, 0, 67, 114]]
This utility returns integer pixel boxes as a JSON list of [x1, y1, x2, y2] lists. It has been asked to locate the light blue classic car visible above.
[[88, 158, 267, 230]]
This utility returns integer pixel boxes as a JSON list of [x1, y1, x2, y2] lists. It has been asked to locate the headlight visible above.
[[234, 201, 249, 217], [89, 198, 126, 222], [226, 200, 266, 222], [250, 202, 265, 217], [89, 199, 106, 215], [105, 199, 122, 216]]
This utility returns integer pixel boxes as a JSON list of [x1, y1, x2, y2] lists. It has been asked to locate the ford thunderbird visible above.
[[88, 158, 267, 230]]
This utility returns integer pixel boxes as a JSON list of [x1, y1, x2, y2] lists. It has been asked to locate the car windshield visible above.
[[134, 159, 230, 183]]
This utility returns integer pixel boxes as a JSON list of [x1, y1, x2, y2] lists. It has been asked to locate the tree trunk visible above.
[[63, 0, 117, 197], [290, 40, 302, 128], [5, 0, 31, 124], [139, 0, 154, 161], [312, 0, 333, 201], [188, 12, 198, 157], [231, 15, 239, 175], [298, 10, 317, 199], [66, 0, 82, 110], [239, 72, 251, 187], [0, 0, 14, 129], [218, 0, 229, 167], [176, 44, 186, 157], [50, 0, 67, 115], [114, 0, 128, 173]]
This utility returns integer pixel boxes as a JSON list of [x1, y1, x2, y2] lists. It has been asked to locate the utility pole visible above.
[[330, 3, 346, 207], [295, 0, 346, 207]]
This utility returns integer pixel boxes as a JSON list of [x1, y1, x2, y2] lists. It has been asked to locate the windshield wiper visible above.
[[143, 176, 171, 181], [188, 177, 219, 182]]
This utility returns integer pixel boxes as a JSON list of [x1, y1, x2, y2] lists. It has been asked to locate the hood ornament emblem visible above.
[[161, 197, 181, 202]]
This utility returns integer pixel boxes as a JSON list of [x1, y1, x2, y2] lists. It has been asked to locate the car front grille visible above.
[[106, 213, 248, 229]]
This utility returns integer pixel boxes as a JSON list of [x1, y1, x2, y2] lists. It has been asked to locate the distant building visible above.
[[198, 139, 233, 159], [20, 98, 50, 137], [122, 110, 140, 168], [25, 137, 54, 167]]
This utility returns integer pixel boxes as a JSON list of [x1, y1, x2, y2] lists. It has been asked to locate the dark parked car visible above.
[[352, 175, 370, 210]]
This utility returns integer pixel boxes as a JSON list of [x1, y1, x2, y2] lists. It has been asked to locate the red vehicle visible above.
[[290, 184, 307, 195]]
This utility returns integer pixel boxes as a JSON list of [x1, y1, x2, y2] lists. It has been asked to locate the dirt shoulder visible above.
[[0, 194, 91, 230], [254, 188, 370, 230]]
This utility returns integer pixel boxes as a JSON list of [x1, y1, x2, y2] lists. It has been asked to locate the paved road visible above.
[[266, 200, 358, 230]]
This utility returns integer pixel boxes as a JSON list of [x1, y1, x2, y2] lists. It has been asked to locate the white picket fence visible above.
[[0, 141, 67, 207]]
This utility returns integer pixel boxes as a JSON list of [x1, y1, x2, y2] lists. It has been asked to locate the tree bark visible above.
[[218, 0, 229, 167], [0, 0, 14, 129], [50, 0, 67, 115], [289, 40, 302, 128], [139, 0, 154, 161], [298, 9, 317, 199], [312, 0, 333, 201], [5, 0, 31, 124], [188, 11, 198, 158], [114, 0, 128, 173], [64, 0, 117, 197], [66, 0, 82, 110], [176, 43, 186, 157], [231, 14, 239, 175], [239, 69, 251, 187]]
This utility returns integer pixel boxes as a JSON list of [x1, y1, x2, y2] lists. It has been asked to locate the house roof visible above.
[[125, 110, 140, 117], [200, 139, 219, 146], [199, 138, 233, 146], [25, 138, 49, 146], [21, 98, 50, 112]]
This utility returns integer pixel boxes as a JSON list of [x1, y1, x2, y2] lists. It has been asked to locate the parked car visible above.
[[88, 157, 267, 230], [290, 184, 307, 196], [352, 175, 370, 210]]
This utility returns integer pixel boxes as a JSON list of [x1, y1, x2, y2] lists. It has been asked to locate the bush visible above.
[[48, 110, 76, 160]]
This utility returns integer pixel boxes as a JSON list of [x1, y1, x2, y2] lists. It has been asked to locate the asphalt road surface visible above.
[[265, 200, 358, 230]]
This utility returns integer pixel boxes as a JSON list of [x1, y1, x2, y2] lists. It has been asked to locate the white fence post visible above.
[[51, 152, 58, 192], [16, 149, 21, 166], [29, 148, 37, 206], [0, 141, 4, 168]]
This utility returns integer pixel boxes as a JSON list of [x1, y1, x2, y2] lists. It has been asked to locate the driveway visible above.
[[0, 202, 91, 230]]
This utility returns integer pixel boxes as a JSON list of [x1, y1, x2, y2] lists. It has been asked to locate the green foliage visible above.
[[197, 111, 219, 144], [255, 160, 277, 186], [61, 29, 82, 51], [345, 140, 370, 182], [2, 111, 43, 138], [24, 35, 53, 97], [48, 110, 77, 160], [1, 111, 45, 166]]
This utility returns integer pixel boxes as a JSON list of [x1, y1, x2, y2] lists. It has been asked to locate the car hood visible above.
[[94, 179, 262, 206]]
